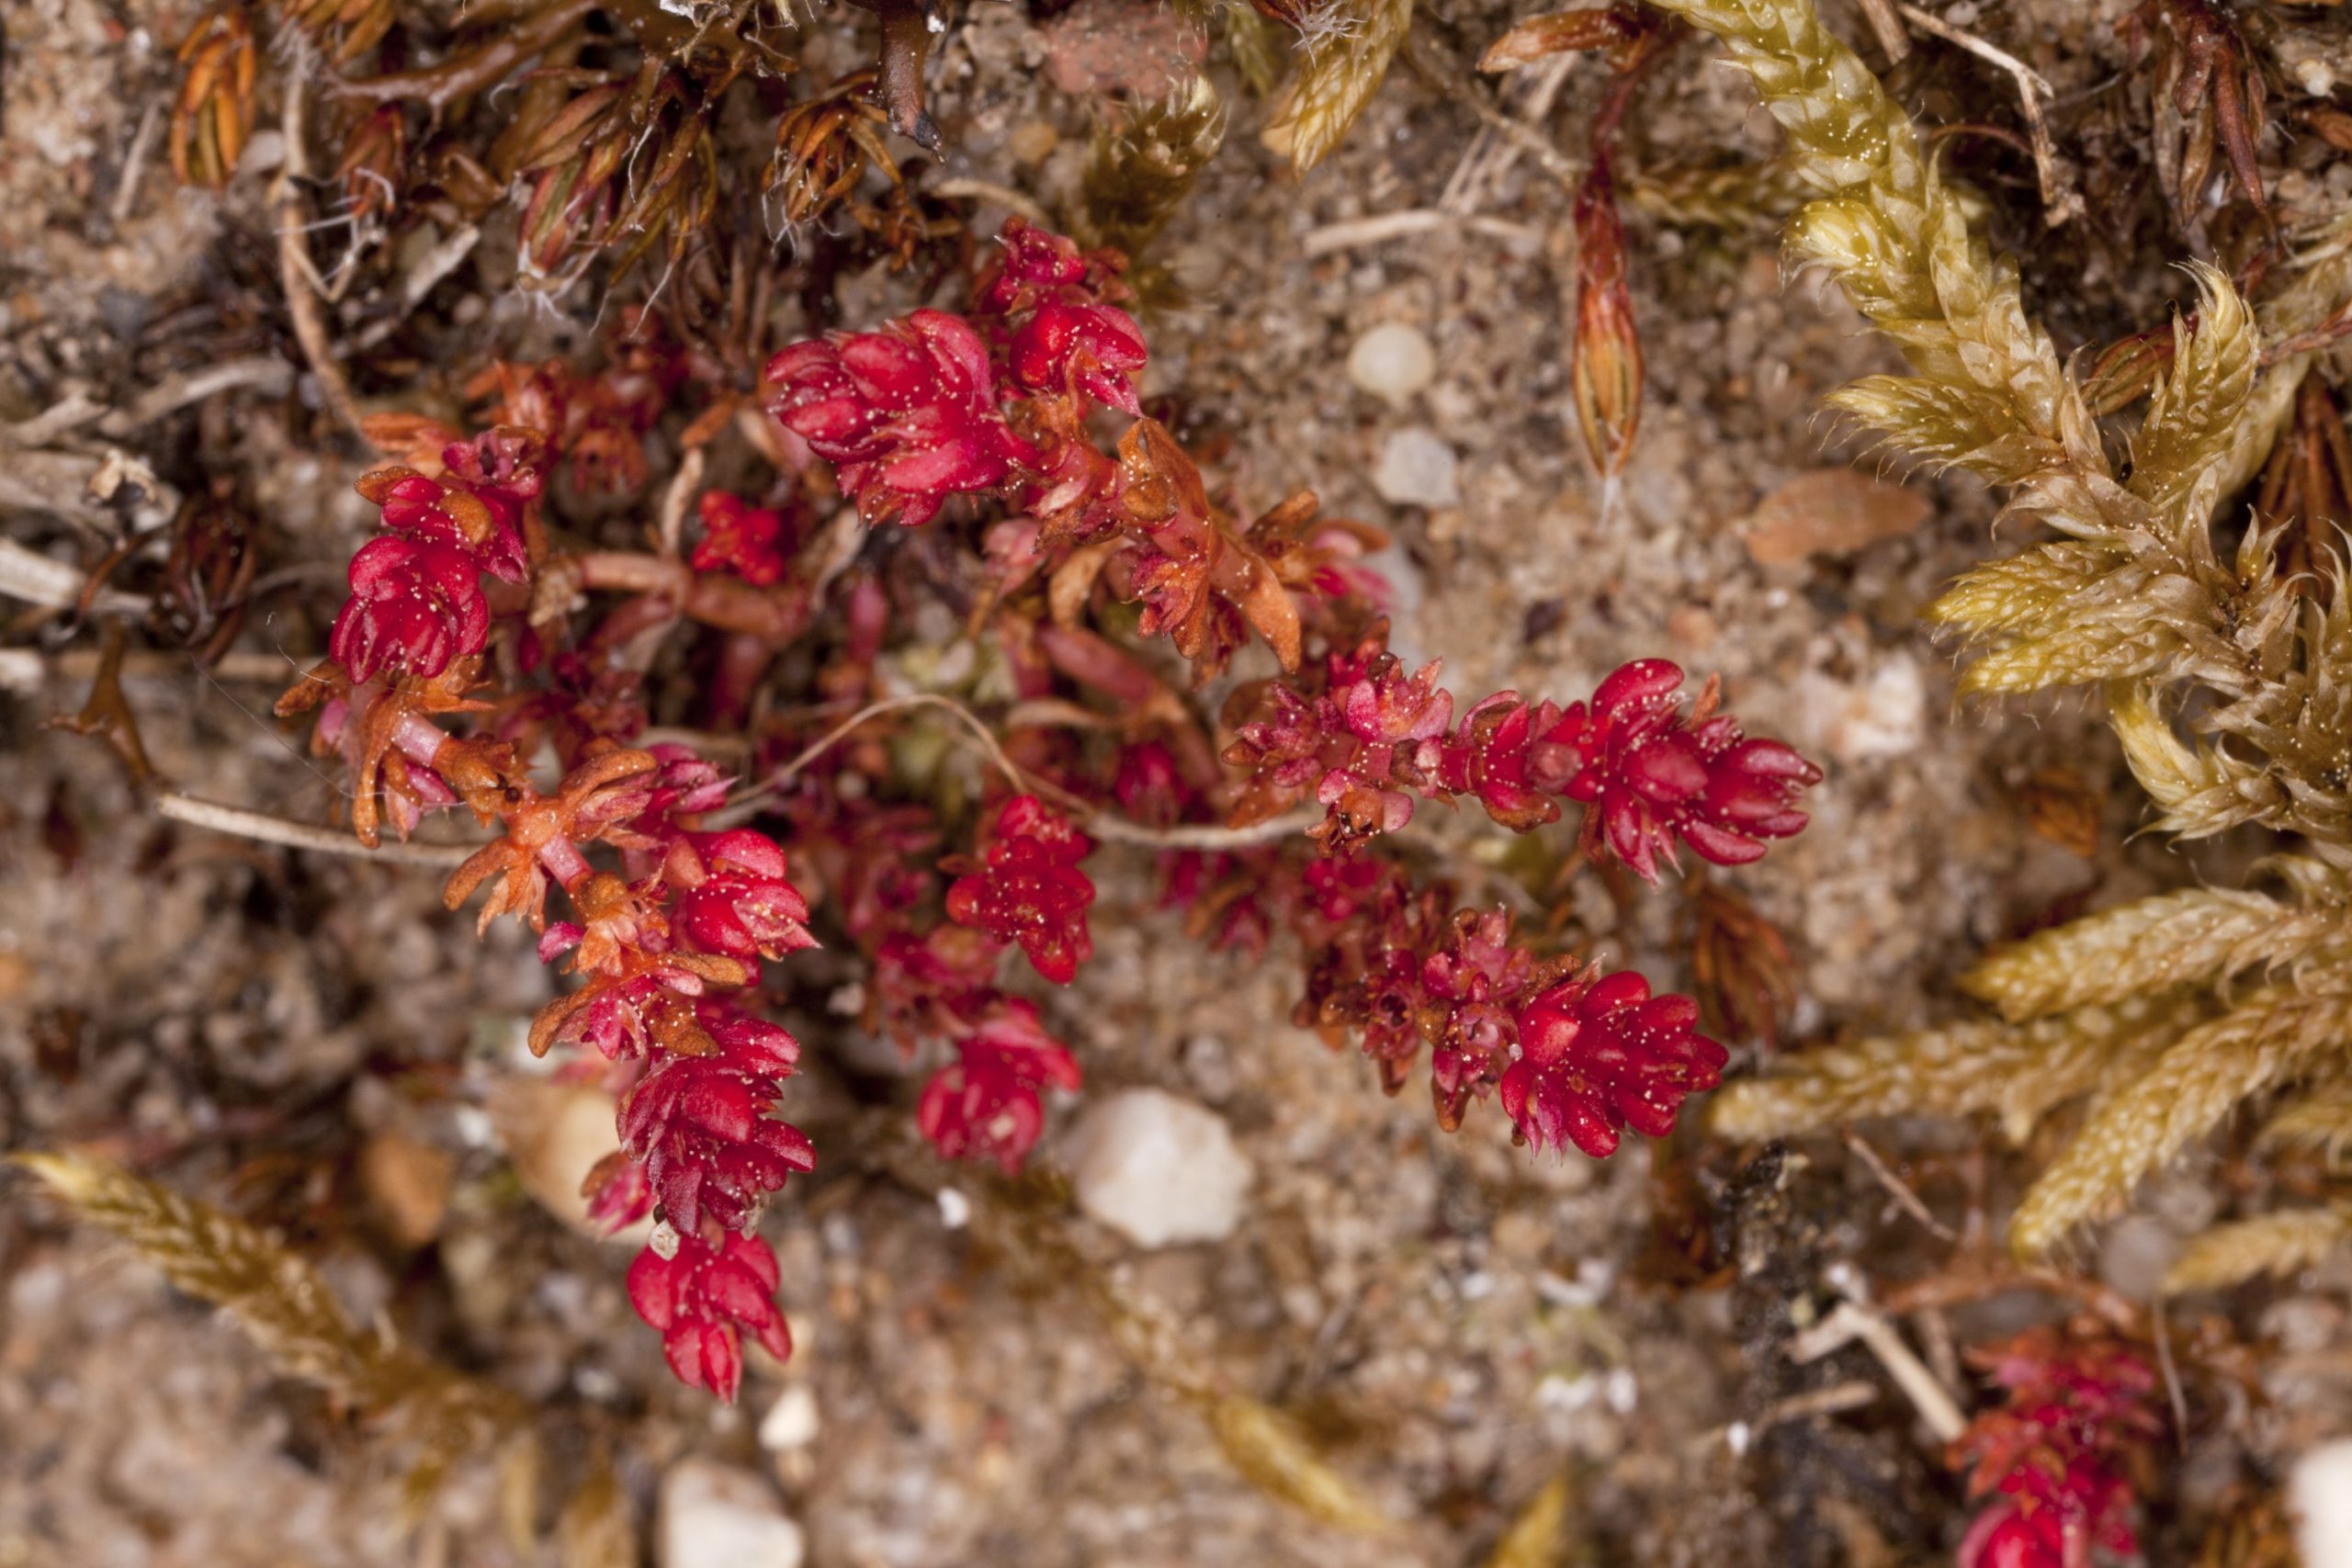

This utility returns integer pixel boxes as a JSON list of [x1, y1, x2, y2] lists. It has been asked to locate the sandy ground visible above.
[[4, 0, 2339, 1562]]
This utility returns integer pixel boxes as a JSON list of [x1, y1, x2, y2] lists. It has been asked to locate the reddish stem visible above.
[[572, 551, 812, 643], [332, 0, 598, 109]]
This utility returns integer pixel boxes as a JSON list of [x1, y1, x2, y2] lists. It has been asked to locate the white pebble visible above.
[[2292, 1439, 2352, 1568], [660, 1460, 805, 1568], [1347, 322, 1436, 404], [1372, 427, 1462, 509], [1794, 654, 1924, 765], [1065, 1089, 1253, 1248], [758, 1385, 820, 1453]]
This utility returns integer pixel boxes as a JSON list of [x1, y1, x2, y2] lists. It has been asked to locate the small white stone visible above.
[[758, 1385, 820, 1453], [1065, 1089, 1252, 1248], [660, 1460, 805, 1568], [1372, 427, 1462, 509], [2291, 1439, 2352, 1568], [1346, 322, 1436, 404], [1796, 654, 1925, 765]]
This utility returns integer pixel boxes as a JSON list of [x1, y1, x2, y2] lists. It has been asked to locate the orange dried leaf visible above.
[[1479, 6, 1645, 72], [2014, 767, 2104, 858], [1570, 153, 1642, 479]]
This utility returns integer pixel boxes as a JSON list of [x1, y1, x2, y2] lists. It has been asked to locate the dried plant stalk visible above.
[[1570, 151, 1643, 479], [18, 1149, 390, 1393], [170, 7, 260, 189], [14, 1150, 525, 1493], [1198, 1393, 1394, 1534]]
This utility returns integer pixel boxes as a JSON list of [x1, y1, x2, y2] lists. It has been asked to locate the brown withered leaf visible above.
[[278, 0, 399, 67], [2080, 320, 2180, 417], [2311, 107, 2352, 154], [768, 70, 914, 237], [2012, 766, 2104, 857], [2260, 372, 2352, 598], [1478, 4, 1647, 72], [2128, 0, 2270, 227], [169, 7, 258, 189], [1570, 151, 1642, 480], [45, 624, 158, 787], [2194, 1486, 2304, 1568], [849, 0, 945, 151], [1684, 874, 1796, 1050], [1740, 468, 1930, 565]]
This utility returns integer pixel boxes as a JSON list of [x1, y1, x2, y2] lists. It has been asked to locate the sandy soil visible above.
[[4, 0, 2338, 1563]]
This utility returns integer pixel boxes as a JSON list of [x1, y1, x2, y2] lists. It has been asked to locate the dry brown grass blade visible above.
[[13, 1149, 527, 1497], [1196, 1393, 1394, 1534], [1482, 1472, 1574, 1568]]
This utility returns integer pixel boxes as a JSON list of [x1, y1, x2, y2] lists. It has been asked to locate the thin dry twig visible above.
[[1402, 34, 1584, 190], [1855, 0, 1911, 63], [0, 647, 293, 692], [1301, 209, 1546, 256], [1895, 2, 2082, 227], [1086, 808, 1325, 850], [156, 794, 481, 867], [274, 51, 366, 438], [1, 392, 111, 449], [929, 177, 1055, 228], [331, 0, 596, 109], [1442, 52, 1574, 215], [110, 101, 166, 230], [46, 623, 158, 785], [1915, 1304, 1962, 1397], [1843, 1129, 1958, 1241], [1689, 1379, 1880, 1456], [655, 446, 707, 559], [1878, 1264, 2147, 1337], [715, 692, 1323, 848], [709, 693, 1083, 829], [2151, 1296, 2188, 1451], [1787, 1300, 1967, 1442], [98, 356, 294, 435], [0, 538, 151, 615]]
